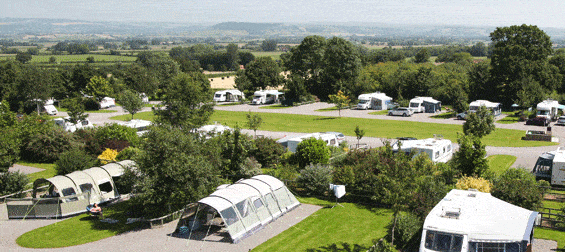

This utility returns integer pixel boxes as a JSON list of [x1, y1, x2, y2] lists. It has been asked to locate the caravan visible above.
[[392, 135, 453, 163], [118, 119, 152, 136], [533, 147, 565, 185], [409, 97, 442, 113], [276, 132, 339, 153], [469, 100, 501, 116], [355, 92, 392, 110], [54, 117, 94, 132], [100, 97, 116, 109], [536, 99, 562, 121], [251, 90, 283, 105], [213, 89, 245, 102]]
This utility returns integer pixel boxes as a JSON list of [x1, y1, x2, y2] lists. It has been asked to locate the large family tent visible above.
[[4, 160, 136, 219], [174, 175, 300, 243]]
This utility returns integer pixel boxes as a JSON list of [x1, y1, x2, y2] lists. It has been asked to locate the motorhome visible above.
[[196, 123, 233, 138], [409, 97, 442, 113], [276, 132, 339, 153], [54, 117, 94, 132], [533, 147, 565, 185], [213, 89, 245, 102], [536, 99, 562, 121], [251, 90, 283, 105], [118, 119, 152, 136], [420, 189, 537, 252], [469, 100, 501, 116], [392, 135, 453, 163], [356, 92, 392, 110], [32, 98, 58, 115], [100, 97, 116, 109]]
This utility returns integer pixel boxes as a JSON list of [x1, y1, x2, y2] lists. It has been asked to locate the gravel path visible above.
[[0, 204, 321, 252], [8, 164, 44, 175]]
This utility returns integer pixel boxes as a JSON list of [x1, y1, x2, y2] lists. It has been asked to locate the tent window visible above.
[[61, 187, 76, 196], [425, 230, 463, 252], [79, 184, 94, 194], [220, 207, 239, 226], [235, 200, 250, 218], [99, 182, 113, 193], [253, 198, 264, 209], [469, 242, 521, 252]]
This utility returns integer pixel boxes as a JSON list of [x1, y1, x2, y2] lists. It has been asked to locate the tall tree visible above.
[[414, 48, 430, 63], [153, 72, 213, 129], [15, 52, 32, 64], [463, 106, 496, 138], [226, 43, 240, 71], [261, 39, 277, 51], [136, 51, 180, 89], [238, 56, 283, 93], [119, 90, 144, 120], [85, 76, 112, 102], [122, 64, 158, 97], [62, 97, 87, 125], [320, 37, 362, 99], [284, 35, 326, 93], [452, 133, 489, 177]]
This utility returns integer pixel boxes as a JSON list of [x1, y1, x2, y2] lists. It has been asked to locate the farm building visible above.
[[420, 189, 538, 252], [173, 175, 299, 243]]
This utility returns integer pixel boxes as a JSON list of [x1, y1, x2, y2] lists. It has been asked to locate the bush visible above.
[[368, 239, 397, 252], [491, 168, 547, 210], [55, 148, 97, 175], [332, 165, 356, 186], [250, 137, 285, 168], [95, 123, 139, 148], [295, 137, 330, 168], [74, 128, 102, 156], [83, 97, 101, 111], [98, 148, 118, 164], [456, 176, 492, 192], [0, 171, 29, 196], [385, 212, 423, 250], [264, 163, 299, 182], [116, 146, 142, 161], [240, 157, 262, 178], [23, 128, 78, 163], [297, 164, 332, 195]]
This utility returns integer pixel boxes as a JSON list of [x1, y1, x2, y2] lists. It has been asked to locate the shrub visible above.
[[385, 212, 423, 250], [102, 139, 130, 152], [280, 151, 295, 165], [0, 171, 29, 196], [265, 163, 299, 182], [409, 175, 449, 219], [74, 128, 102, 156], [368, 239, 397, 252], [456, 176, 492, 192], [295, 137, 330, 168], [297, 164, 332, 195], [240, 157, 262, 178], [55, 148, 97, 175], [332, 165, 356, 187], [23, 127, 78, 163], [83, 97, 100, 111], [491, 168, 547, 210], [116, 146, 142, 161], [98, 148, 118, 164], [95, 123, 139, 148], [250, 137, 285, 168]]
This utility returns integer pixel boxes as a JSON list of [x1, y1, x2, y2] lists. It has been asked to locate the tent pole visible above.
[[201, 211, 216, 250], [187, 205, 200, 246]]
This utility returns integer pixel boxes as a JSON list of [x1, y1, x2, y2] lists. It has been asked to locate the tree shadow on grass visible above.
[[307, 242, 368, 252], [314, 117, 339, 120], [78, 201, 147, 234]]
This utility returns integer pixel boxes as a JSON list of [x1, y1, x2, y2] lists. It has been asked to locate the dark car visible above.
[[526, 117, 551, 126]]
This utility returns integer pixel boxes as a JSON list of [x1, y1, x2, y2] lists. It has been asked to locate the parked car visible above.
[[456, 111, 468, 120], [526, 116, 551, 126], [556, 116, 565, 126], [324, 132, 345, 143], [388, 107, 413, 117]]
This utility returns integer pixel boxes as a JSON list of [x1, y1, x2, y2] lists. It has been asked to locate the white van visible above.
[[100, 97, 116, 109]]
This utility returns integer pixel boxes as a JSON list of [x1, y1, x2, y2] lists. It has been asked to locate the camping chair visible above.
[[86, 204, 104, 219]]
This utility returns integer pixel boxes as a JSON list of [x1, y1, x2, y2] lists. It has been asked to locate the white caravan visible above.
[[356, 92, 392, 110], [469, 100, 501, 116], [533, 147, 565, 185], [536, 99, 561, 121], [213, 89, 245, 102], [100, 97, 116, 109], [118, 119, 152, 136], [53, 117, 94, 132], [276, 132, 339, 153], [420, 189, 537, 252], [33, 98, 58, 115], [409, 97, 442, 113], [196, 123, 233, 138], [392, 135, 453, 163], [251, 90, 283, 105]]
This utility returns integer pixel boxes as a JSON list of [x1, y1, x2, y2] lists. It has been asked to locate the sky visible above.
[[2, 0, 565, 28]]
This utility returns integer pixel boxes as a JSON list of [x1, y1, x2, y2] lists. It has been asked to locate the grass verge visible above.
[[259, 104, 294, 109], [16, 201, 144, 248], [252, 198, 392, 252], [486, 155, 517, 175], [535, 227, 565, 248], [110, 110, 556, 147], [17, 162, 57, 183], [368, 110, 389, 115], [430, 112, 455, 119], [497, 114, 521, 124]]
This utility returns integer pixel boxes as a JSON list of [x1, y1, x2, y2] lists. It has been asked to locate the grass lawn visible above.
[[252, 198, 392, 252], [17, 162, 57, 183], [259, 104, 294, 109], [497, 114, 521, 124], [16, 201, 144, 248], [368, 110, 389, 115], [250, 51, 283, 61], [111, 110, 556, 147], [431, 112, 455, 119], [486, 155, 516, 175], [535, 227, 565, 248], [542, 200, 562, 209], [55, 107, 117, 113]]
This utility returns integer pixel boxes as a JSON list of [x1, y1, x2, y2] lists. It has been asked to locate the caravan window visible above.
[[410, 102, 419, 108], [215, 94, 222, 98], [425, 231, 463, 252], [469, 242, 521, 252], [447, 144, 452, 152], [435, 151, 440, 159]]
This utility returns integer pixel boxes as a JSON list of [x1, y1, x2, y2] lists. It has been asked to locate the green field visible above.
[[0, 54, 137, 63], [251, 51, 283, 61], [486, 155, 516, 175], [110, 110, 556, 147]]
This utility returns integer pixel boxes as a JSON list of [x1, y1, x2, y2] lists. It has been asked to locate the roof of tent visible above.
[[65, 171, 98, 192], [410, 96, 440, 104], [252, 175, 285, 190], [117, 160, 136, 169], [101, 163, 125, 177], [82, 167, 113, 185], [423, 189, 537, 242], [47, 176, 77, 192], [239, 178, 273, 196]]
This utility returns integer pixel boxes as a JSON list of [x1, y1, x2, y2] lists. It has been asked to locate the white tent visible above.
[[174, 175, 300, 243], [420, 189, 538, 252]]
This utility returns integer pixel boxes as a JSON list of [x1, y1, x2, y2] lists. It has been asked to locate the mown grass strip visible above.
[[368, 110, 389, 115], [486, 155, 517, 175], [535, 227, 565, 248], [110, 110, 556, 147]]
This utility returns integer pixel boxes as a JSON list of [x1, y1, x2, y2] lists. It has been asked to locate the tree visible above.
[[414, 48, 430, 63], [470, 42, 488, 57], [85, 76, 112, 102], [0, 171, 28, 196], [463, 106, 495, 138], [0, 127, 21, 173], [491, 168, 548, 210], [240, 57, 283, 92], [15, 52, 32, 64], [62, 97, 87, 125], [246, 111, 263, 138], [328, 90, 350, 117], [119, 90, 144, 120], [136, 51, 180, 89], [451, 133, 488, 177], [354, 125, 365, 147], [261, 39, 277, 51], [490, 25, 556, 106], [226, 43, 240, 71], [153, 72, 213, 129], [284, 36, 326, 95], [295, 137, 330, 168], [122, 63, 159, 97], [49, 56, 57, 64], [86, 56, 95, 63], [319, 37, 362, 100]]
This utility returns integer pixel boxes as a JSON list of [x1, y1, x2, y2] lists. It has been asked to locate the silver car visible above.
[[556, 116, 565, 126], [388, 107, 413, 117]]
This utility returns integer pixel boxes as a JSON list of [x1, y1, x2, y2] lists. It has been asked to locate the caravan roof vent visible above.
[[441, 206, 461, 219]]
